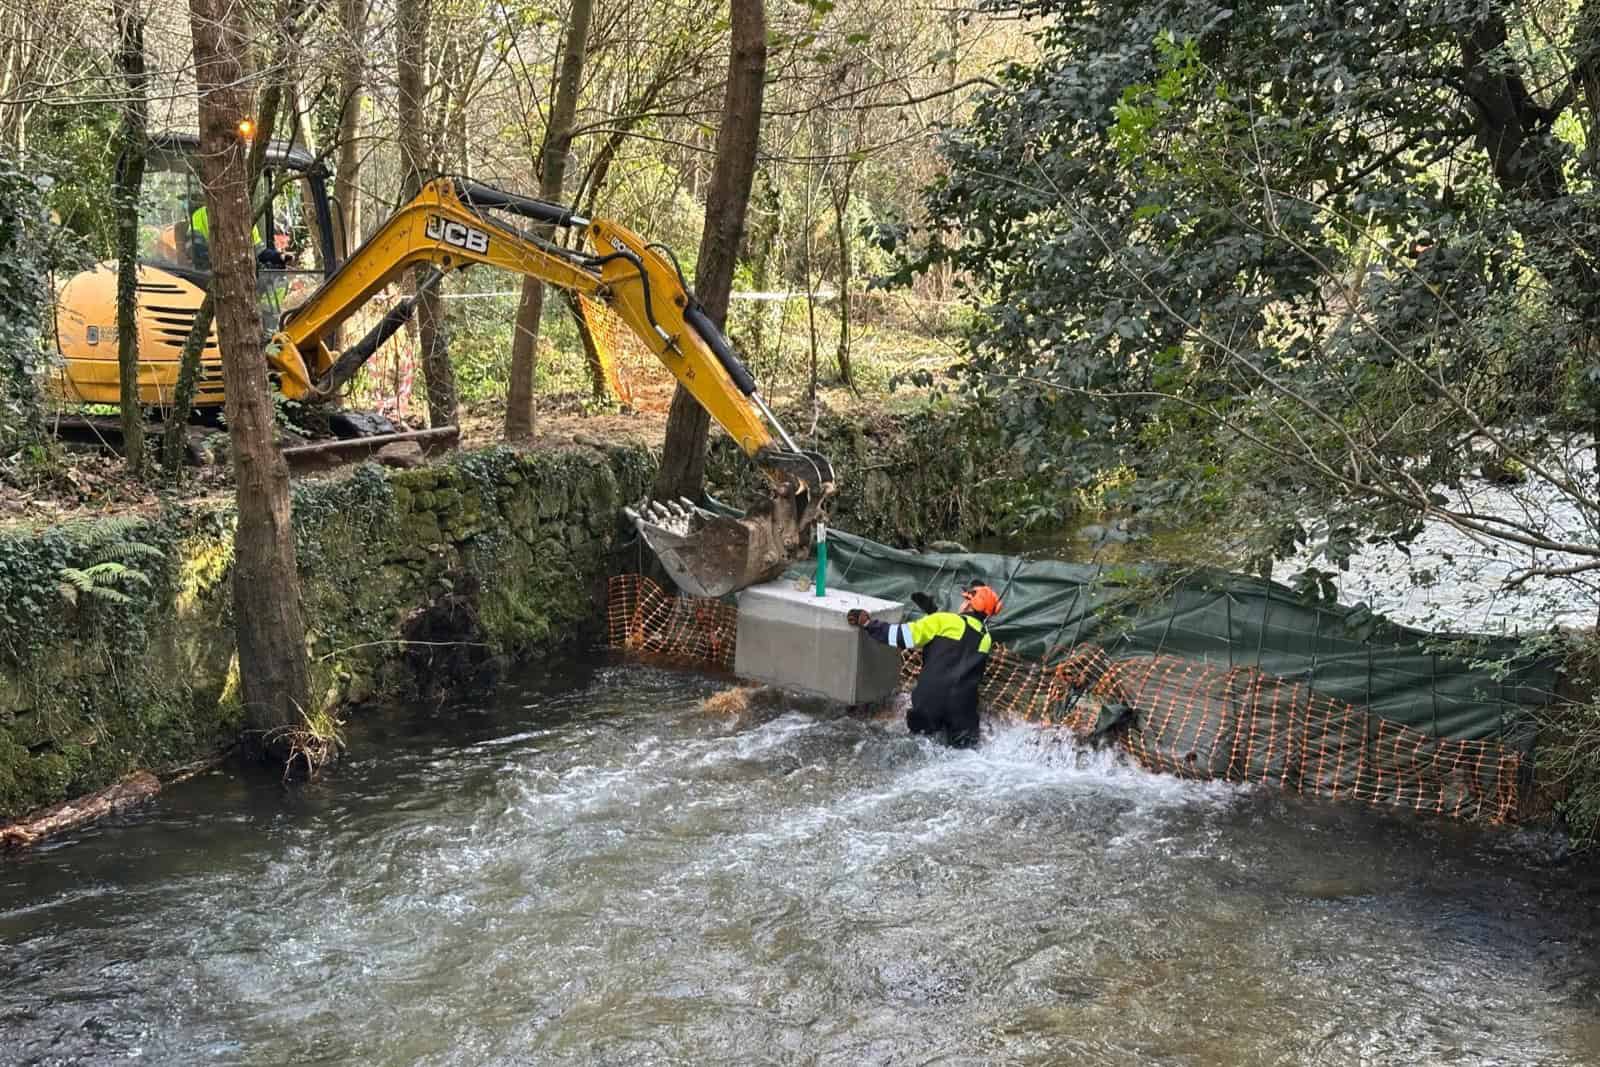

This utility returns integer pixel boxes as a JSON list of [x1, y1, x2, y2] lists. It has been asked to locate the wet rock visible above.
[[1076, 517, 1144, 545], [401, 572, 498, 703], [375, 441, 425, 468], [537, 482, 569, 518], [405, 510, 443, 544]]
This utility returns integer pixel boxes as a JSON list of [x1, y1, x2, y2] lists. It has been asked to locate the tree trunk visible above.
[[506, 281, 546, 436], [397, 0, 456, 428], [416, 284, 453, 423], [189, 0, 312, 750], [160, 35, 293, 479], [830, 162, 857, 393], [744, 167, 781, 365], [568, 68, 678, 402], [0, 771, 160, 849], [505, 0, 595, 441], [652, 0, 767, 501], [1581, 2, 1600, 184], [287, 80, 328, 273], [160, 294, 212, 475], [112, 0, 147, 478], [802, 181, 819, 407], [563, 290, 611, 403], [1456, 10, 1600, 400], [334, 0, 365, 246]]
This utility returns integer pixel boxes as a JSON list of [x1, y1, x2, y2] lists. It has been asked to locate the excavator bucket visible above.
[[627, 500, 788, 599], [627, 450, 836, 599]]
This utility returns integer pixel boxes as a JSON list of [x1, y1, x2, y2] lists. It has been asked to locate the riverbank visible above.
[[0, 441, 652, 821], [706, 402, 1050, 548], [1, 389, 999, 830]]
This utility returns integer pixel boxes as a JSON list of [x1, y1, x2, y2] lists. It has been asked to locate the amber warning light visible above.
[[237, 118, 256, 142]]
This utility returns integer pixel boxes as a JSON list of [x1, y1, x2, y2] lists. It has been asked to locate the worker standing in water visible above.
[[847, 582, 1001, 748]]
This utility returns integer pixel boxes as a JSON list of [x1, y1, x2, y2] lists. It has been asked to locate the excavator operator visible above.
[[185, 197, 285, 270], [847, 581, 1001, 748]]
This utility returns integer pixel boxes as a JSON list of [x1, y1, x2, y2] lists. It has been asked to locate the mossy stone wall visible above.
[[0, 443, 652, 820]]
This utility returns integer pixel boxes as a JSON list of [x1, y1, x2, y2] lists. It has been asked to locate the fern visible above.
[[57, 564, 139, 606], [65, 514, 146, 545], [108, 540, 163, 563], [54, 519, 164, 608]]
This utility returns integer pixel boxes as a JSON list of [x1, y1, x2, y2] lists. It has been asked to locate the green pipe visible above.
[[815, 520, 828, 597]]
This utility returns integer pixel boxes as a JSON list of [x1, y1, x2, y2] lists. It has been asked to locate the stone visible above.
[[345, 674, 373, 705], [734, 582, 905, 705], [406, 511, 442, 543], [375, 441, 424, 468], [925, 540, 968, 554], [537, 483, 569, 518]]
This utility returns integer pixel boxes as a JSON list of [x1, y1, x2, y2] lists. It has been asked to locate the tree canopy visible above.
[[903, 0, 1600, 582]]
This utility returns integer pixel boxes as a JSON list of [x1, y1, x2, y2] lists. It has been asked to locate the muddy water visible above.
[[4, 659, 1599, 1065]]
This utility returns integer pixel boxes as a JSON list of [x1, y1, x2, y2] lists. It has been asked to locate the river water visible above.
[[977, 451, 1600, 635], [4, 658, 1599, 1066]]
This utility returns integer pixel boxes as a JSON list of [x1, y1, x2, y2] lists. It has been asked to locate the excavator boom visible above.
[[268, 177, 835, 596]]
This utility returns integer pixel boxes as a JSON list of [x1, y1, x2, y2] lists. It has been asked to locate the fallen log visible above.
[[281, 425, 460, 473], [159, 747, 235, 787], [0, 771, 162, 850]]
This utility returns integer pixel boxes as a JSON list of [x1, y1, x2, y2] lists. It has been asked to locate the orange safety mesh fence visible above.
[[607, 574, 738, 670], [575, 295, 679, 414], [607, 576, 1524, 823]]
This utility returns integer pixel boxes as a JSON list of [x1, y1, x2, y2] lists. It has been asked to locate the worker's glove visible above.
[[846, 608, 870, 627]]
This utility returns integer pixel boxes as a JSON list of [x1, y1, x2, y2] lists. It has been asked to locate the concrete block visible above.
[[734, 581, 906, 704]]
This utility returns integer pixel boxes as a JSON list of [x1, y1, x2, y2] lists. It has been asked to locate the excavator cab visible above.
[[52, 133, 342, 409]]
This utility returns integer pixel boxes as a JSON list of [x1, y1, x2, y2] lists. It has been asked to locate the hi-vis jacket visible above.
[[864, 610, 993, 708]]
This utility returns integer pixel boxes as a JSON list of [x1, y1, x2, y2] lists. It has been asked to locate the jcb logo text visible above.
[[426, 215, 490, 255]]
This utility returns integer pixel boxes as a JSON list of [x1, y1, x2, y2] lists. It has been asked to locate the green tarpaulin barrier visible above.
[[774, 528, 1558, 748]]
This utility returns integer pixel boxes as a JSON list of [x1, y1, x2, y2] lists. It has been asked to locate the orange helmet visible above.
[[961, 583, 1002, 618]]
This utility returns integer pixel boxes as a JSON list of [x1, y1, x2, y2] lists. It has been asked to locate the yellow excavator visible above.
[[51, 133, 835, 597]]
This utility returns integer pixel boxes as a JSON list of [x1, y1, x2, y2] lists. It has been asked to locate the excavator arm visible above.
[[267, 177, 835, 597]]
